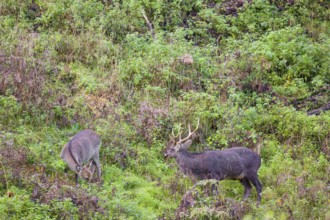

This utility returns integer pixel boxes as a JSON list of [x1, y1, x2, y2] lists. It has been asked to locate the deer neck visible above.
[[68, 140, 82, 170], [176, 150, 205, 177], [176, 150, 201, 165]]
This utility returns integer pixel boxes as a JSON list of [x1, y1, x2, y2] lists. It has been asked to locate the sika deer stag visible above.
[[164, 120, 263, 203]]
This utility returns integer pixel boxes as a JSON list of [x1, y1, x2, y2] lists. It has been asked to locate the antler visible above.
[[170, 125, 182, 143], [176, 119, 200, 144]]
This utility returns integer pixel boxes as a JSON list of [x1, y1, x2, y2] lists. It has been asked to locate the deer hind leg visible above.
[[211, 183, 219, 196], [93, 158, 102, 182], [246, 173, 262, 203], [256, 178, 263, 201], [240, 177, 252, 199], [63, 166, 69, 180], [75, 173, 79, 185]]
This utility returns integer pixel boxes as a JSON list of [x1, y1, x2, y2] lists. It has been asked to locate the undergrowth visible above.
[[0, 0, 329, 219]]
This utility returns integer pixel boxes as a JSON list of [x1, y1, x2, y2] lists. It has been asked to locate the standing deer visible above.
[[164, 120, 262, 203], [61, 129, 102, 184]]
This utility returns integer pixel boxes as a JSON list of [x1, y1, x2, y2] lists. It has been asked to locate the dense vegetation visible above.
[[0, 0, 329, 219]]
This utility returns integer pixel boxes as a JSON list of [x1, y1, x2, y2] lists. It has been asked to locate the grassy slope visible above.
[[0, 0, 329, 219]]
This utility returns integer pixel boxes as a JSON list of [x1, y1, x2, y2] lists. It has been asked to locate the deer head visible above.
[[79, 160, 95, 181], [165, 119, 199, 157]]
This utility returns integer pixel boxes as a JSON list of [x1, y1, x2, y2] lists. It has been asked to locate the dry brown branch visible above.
[[142, 8, 155, 40], [307, 102, 330, 115]]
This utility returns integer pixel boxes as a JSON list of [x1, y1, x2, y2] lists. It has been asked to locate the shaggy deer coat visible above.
[[61, 129, 101, 184], [165, 121, 262, 203]]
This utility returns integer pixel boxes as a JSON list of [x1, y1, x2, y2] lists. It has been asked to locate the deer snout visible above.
[[80, 167, 93, 181], [164, 148, 178, 158]]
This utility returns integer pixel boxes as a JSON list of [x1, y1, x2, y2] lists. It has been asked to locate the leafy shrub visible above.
[[0, 0, 29, 17], [176, 179, 253, 220], [0, 187, 53, 219], [0, 96, 23, 128], [249, 26, 329, 99]]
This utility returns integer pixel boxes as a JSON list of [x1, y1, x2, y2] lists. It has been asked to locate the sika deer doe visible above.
[[164, 120, 262, 203], [61, 129, 102, 184]]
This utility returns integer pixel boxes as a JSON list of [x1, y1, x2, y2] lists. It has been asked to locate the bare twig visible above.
[[142, 8, 155, 40], [307, 102, 330, 116]]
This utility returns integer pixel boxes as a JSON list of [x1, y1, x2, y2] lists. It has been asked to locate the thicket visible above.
[[0, 0, 329, 219]]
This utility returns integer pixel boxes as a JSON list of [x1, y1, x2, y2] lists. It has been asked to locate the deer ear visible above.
[[181, 140, 193, 150]]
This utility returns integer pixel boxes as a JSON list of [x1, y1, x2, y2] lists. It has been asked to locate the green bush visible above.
[[0, 96, 24, 128], [249, 26, 329, 99]]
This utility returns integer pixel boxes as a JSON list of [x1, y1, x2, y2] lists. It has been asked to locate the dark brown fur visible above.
[[166, 146, 262, 203]]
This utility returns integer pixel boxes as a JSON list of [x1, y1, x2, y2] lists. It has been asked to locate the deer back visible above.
[[176, 147, 261, 180], [61, 129, 100, 173]]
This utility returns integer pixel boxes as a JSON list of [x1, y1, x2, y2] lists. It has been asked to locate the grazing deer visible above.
[[61, 129, 102, 184], [164, 120, 262, 203]]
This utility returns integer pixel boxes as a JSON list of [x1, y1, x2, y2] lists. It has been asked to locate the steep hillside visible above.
[[0, 0, 329, 219]]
